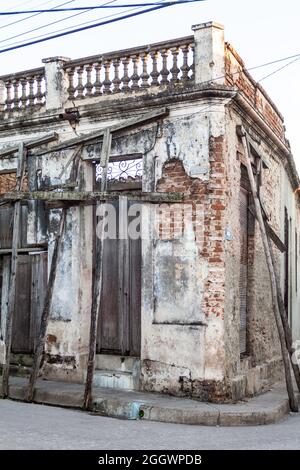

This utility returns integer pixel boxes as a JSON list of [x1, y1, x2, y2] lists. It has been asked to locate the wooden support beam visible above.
[[26, 209, 67, 402], [0, 246, 47, 255], [1, 143, 26, 398], [83, 128, 112, 410], [2, 190, 183, 204], [238, 125, 298, 412], [267, 232, 300, 393], [33, 108, 168, 156], [0, 133, 59, 159]]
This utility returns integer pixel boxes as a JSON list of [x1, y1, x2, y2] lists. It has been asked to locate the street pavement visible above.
[[0, 399, 299, 450]]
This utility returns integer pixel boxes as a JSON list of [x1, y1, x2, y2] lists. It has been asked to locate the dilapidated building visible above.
[[0, 21, 299, 404]]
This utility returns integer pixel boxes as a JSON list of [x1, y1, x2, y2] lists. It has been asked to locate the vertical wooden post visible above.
[[268, 236, 300, 392], [26, 208, 67, 402], [1, 143, 26, 398], [239, 126, 298, 412], [83, 129, 111, 410]]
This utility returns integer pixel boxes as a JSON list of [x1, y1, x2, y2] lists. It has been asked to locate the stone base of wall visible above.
[[230, 356, 284, 401], [141, 357, 284, 403]]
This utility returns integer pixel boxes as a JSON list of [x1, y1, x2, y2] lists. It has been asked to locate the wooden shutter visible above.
[[239, 187, 248, 354]]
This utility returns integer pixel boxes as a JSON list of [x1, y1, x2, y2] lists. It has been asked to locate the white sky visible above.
[[0, 0, 299, 169]]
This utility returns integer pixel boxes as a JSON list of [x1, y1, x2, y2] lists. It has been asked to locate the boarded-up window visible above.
[[0, 205, 29, 249], [239, 186, 249, 355], [295, 229, 298, 295], [0, 252, 47, 354]]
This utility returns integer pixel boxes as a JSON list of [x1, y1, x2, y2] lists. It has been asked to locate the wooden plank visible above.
[[2, 142, 26, 398], [96, 200, 121, 354], [128, 199, 142, 356], [30, 252, 48, 352], [26, 209, 66, 402], [239, 187, 248, 355], [267, 229, 300, 393], [83, 129, 112, 410], [0, 205, 13, 249], [0, 256, 11, 344], [100, 129, 112, 192], [238, 125, 298, 412], [33, 108, 168, 156], [11, 255, 32, 354], [2, 190, 183, 204], [0, 133, 59, 158], [266, 222, 286, 253], [0, 247, 47, 255]]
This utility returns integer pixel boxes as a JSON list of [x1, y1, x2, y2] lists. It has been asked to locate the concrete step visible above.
[[10, 354, 34, 367], [93, 369, 138, 390], [95, 354, 140, 373], [0, 363, 31, 378]]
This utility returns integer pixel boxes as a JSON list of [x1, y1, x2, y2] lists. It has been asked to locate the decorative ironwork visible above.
[[96, 156, 143, 183]]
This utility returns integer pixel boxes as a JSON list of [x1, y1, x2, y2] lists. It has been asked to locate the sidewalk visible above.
[[1, 376, 298, 426]]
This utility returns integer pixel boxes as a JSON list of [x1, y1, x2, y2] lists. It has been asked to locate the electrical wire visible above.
[[258, 56, 300, 82], [0, 0, 75, 32], [0, 0, 119, 45], [3, 0, 42, 12], [0, 0, 175, 53], [0, 1, 202, 15]]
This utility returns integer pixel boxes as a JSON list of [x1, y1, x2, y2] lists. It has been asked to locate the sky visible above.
[[0, 0, 299, 169]]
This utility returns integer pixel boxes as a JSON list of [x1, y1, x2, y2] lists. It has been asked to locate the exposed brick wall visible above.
[[225, 44, 285, 142], [156, 152, 226, 323], [0, 173, 16, 195]]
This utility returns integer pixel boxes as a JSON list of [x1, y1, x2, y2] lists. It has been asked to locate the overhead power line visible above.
[[0, 0, 119, 45], [0, 0, 203, 15], [258, 56, 300, 82], [0, 0, 75, 32], [0, 1, 199, 54]]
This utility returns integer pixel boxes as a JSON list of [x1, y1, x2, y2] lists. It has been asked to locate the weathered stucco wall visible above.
[[1, 20, 299, 402]]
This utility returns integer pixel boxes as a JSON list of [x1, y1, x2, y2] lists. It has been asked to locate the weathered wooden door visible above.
[[96, 199, 141, 356], [0, 252, 47, 354], [239, 186, 249, 355]]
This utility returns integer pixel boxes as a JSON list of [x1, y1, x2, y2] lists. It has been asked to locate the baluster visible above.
[[20, 78, 28, 109], [76, 66, 84, 99], [121, 57, 130, 92], [0, 81, 5, 112], [85, 64, 94, 97], [36, 74, 44, 105], [67, 67, 76, 100], [181, 44, 191, 82], [12, 79, 20, 110], [5, 80, 13, 111], [160, 49, 169, 85], [112, 59, 121, 93], [103, 60, 112, 94], [150, 51, 159, 86], [94, 62, 102, 96], [190, 44, 195, 80], [140, 53, 150, 88], [28, 76, 35, 107], [130, 55, 140, 91], [170, 47, 180, 83]]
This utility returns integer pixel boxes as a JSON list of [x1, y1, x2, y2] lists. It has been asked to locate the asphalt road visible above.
[[0, 399, 299, 450]]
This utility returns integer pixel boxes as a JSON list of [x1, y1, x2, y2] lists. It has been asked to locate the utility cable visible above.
[[0, 0, 75, 32], [0, 1, 203, 15], [258, 55, 300, 82], [0, 1, 183, 54], [0, 0, 119, 45]]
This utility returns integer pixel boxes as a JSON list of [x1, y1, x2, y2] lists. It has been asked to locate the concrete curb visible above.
[[1, 376, 297, 426]]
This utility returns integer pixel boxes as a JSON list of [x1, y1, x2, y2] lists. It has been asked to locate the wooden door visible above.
[[0, 252, 47, 354], [239, 187, 248, 355], [96, 199, 141, 356]]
